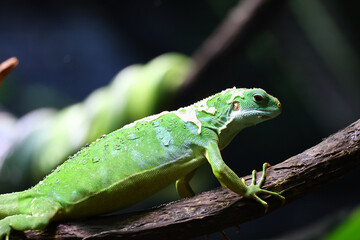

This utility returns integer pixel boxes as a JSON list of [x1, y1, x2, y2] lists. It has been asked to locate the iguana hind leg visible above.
[[0, 192, 22, 220], [0, 197, 60, 240], [175, 168, 198, 198]]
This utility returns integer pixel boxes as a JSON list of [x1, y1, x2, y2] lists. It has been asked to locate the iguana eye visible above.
[[232, 101, 241, 111], [253, 94, 263, 103]]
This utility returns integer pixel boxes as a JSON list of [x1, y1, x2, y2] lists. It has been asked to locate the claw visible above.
[[241, 178, 246, 184], [250, 192, 269, 212], [259, 189, 286, 205], [263, 162, 271, 169], [259, 163, 270, 186], [246, 162, 285, 213], [251, 170, 257, 185]]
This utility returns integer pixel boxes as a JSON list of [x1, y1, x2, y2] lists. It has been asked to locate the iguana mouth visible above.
[[239, 109, 278, 120]]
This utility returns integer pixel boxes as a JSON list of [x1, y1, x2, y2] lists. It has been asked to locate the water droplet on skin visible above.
[[127, 133, 139, 140], [162, 136, 171, 146], [112, 150, 120, 157]]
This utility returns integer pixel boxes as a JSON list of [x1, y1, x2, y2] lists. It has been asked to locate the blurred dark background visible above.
[[0, 0, 359, 239]]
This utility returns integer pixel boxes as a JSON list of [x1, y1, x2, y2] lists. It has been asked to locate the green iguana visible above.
[[0, 87, 285, 239]]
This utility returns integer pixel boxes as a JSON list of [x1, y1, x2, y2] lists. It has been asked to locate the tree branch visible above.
[[180, 0, 286, 92], [12, 118, 360, 239], [0, 57, 18, 84]]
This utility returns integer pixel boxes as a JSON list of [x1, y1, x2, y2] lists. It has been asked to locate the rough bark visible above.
[[11, 119, 360, 240]]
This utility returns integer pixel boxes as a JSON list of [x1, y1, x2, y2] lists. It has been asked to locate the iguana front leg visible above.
[[205, 140, 285, 212], [176, 168, 198, 198]]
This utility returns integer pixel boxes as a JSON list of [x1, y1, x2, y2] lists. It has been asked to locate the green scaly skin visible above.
[[0, 87, 285, 239]]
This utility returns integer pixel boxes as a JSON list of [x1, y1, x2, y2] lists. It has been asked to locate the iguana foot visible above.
[[243, 162, 285, 212], [0, 219, 11, 240]]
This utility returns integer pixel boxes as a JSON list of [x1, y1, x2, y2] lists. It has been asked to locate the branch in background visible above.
[[0, 57, 18, 84], [180, 0, 286, 92], [11, 119, 360, 239]]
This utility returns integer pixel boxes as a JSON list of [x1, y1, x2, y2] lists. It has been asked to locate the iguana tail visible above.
[[0, 192, 22, 219]]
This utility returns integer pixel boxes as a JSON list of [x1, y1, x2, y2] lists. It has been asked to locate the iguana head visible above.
[[196, 87, 282, 149], [226, 88, 281, 126]]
